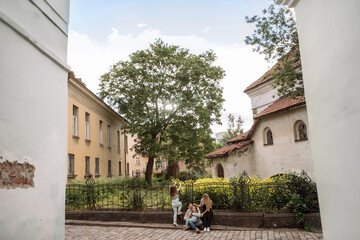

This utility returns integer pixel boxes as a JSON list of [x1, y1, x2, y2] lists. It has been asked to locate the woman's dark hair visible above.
[[170, 185, 177, 199]]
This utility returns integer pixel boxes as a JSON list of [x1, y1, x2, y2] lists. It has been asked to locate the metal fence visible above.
[[65, 171, 319, 213]]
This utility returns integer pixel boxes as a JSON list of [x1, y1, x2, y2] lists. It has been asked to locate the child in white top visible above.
[[170, 182, 182, 226]]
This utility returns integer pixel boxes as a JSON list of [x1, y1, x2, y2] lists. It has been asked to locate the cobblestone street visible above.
[[65, 225, 323, 240]]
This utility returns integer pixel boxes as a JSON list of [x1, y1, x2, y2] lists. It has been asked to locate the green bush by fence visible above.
[[66, 171, 318, 213]]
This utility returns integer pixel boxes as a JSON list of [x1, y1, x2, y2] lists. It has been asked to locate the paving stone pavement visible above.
[[65, 225, 323, 240]]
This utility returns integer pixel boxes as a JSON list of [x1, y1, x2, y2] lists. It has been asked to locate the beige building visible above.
[[206, 63, 314, 180], [67, 72, 129, 181], [128, 134, 167, 177]]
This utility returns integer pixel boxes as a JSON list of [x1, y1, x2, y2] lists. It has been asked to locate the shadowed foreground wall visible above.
[[0, 0, 70, 239], [277, 0, 360, 239]]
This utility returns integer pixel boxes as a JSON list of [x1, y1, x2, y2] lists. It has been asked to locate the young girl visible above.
[[170, 182, 182, 226], [196, 193, 213, 232], [184, 205, 201, 233]]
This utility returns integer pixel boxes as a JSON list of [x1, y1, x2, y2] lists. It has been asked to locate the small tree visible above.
[[99, 39, 225, 184], [219, 114, 244, 145], [245, 4, 303, 97]]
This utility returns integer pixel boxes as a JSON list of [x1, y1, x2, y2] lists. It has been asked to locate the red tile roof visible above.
[[243, 65, 276, 93], [226, 120, 259, 144], [225, 97, 305, 145], [205, 140, 253, 158], [254, 96, 305, 120]]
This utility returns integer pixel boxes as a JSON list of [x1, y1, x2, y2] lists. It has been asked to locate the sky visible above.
[[67, 0, 275, 134]]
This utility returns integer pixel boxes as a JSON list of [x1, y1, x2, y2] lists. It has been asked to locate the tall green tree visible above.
[[219, 114, 244, 145], [99, 39, 225, 184], [245, 4, 303, 97]]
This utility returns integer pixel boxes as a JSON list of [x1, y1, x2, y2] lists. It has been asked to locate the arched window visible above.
[[294, 120, 308, 141], [263, 127, 273, 145], [217, 164, 224, 178]]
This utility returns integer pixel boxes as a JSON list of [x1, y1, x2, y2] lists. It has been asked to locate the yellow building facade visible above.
[[67, 73, 129, 182]]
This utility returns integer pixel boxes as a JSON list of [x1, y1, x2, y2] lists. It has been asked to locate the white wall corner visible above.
[[275, 0, 299, 8]]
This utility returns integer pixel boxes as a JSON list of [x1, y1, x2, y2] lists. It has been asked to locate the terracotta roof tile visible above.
[[205, 140, 253, 158], [226, 119, 259, 144], [243, 66, 276, 93], [254, 96, 305, 120]]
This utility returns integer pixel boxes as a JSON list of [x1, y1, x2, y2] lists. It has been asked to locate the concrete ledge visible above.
[[66, 210, 321, 229]]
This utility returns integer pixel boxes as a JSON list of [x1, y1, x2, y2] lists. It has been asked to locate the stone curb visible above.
[[65, 220, 322, 233]]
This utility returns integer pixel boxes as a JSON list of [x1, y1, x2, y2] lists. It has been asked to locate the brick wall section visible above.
[[0, 159, 35, 189]]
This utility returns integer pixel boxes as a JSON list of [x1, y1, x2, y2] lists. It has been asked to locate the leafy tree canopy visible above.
[[99, 39, 225, 183], [219, 114, 244, 145], [245, 4, 303, 97]]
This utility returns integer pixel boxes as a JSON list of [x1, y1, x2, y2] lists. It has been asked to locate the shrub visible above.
[[179, 170, 199, 182]]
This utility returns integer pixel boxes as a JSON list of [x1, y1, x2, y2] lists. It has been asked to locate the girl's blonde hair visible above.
[[170, 185, 177, 199], [202, 193, 212, 211]]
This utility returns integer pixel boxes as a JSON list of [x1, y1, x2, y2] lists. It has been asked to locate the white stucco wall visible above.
[[211, 146, 254, 179], [293, 0, 360, 239], [0, 0, 69, 239], [251, 107, 314, 179], [246, 81, 279, 116]]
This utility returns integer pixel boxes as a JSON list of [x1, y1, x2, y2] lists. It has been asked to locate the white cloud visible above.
[[137, 23, 148, 28], [67, 28, 269, 134], [204, 26, 211, 33]]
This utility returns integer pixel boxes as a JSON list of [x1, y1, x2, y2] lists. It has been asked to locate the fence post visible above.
[[299, 170, 313, 211], [238, 170, 251, 210], [85, 175, 96, 210]]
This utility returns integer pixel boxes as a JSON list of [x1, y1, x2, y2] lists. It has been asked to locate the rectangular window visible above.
[[85, 156, 90, 175], [95, 158, 99, 175], [156, 161, 163, 169], [68, 154, 74, 175], [108, 160, 112, 176], [72, 106, 78, 136], [136, 170, 141, 177], [99, 121, 103, 144], [124, 135, 128, 153], [136, 157, 140, 166], [107, 125, 111, 147], [118, 161, 121, 175], [85, 112, 90, 140], [127, 163, 130, 175], [117, 130, 120, 151]]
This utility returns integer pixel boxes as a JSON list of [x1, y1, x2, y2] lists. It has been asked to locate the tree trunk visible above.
[[165, 161, 179, 180], [145, 156, 155, 185]]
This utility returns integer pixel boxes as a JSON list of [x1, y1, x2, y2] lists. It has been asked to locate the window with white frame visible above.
[[155, 161, 163, 169], [85, 156, 90, 176], [68, 154, 75, 175], [95, 157, 100, 175], [117, 130, 120, 151], [136, 170, 141, 177], [108, 160, 112, 176], [99, 120, 103, 144], [124, 135, 128, 153], [107, 125, 111, 147], [136, 157, 140, 166], [72, 106, 78, 136], [85, 112, 90, 140]]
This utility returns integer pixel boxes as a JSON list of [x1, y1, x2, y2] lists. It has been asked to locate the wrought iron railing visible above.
[[65, 171, 319, 213]]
